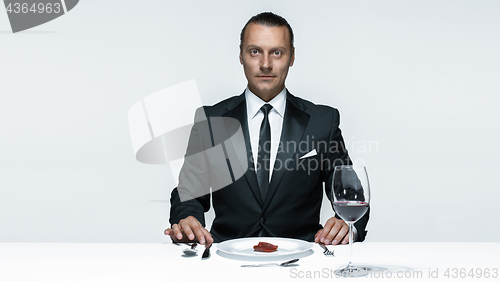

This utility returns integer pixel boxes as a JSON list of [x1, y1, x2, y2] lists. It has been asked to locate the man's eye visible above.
[[273, 51, 282, 56], [250, 50, 259, 55]]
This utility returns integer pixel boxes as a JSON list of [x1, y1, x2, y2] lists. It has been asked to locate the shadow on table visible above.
[[333, 265, 415, 278]]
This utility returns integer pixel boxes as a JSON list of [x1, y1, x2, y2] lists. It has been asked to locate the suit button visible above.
[[260, 217, 266, 224]]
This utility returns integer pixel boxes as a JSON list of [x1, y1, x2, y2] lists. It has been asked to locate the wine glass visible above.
[[331, 165, 370, 277]]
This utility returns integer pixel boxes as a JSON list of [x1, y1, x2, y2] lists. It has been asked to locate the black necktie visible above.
[[257, 104, 273, 201]]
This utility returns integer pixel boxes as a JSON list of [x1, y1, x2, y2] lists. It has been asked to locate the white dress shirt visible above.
[[245, 87, 286, 182]]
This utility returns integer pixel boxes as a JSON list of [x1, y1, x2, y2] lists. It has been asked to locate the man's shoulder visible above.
[[288, 92, 340, 116], [202, 93, 245, 116]]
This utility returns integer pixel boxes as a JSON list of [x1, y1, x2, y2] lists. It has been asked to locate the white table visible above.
[[0, 242, 498, 281]]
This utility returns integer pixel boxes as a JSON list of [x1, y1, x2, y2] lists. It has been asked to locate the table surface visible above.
[[0, 242, 499, 281]]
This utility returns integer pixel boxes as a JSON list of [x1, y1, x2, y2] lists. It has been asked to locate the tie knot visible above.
[[260, 104, 273, 116]]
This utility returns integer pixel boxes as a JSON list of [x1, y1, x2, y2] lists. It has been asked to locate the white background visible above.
[[1, 0, 499, 243]]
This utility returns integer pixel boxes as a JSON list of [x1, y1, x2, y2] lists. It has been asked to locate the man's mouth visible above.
[[257, 75, 276, 79]]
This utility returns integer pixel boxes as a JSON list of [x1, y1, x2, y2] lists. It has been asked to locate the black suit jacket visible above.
[[169, 91, 369, 242]]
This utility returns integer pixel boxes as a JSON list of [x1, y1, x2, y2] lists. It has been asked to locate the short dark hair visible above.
[[240, 12, 294, 50]]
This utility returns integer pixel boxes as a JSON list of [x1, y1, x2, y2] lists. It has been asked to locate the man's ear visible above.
[[289, 47, 295, 66], [239, 53, 243, 65]]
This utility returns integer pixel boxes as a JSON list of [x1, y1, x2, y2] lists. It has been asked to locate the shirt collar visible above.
[[245, 87, 287, 120]]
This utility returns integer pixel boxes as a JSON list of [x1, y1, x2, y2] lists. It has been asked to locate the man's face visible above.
[[240, 23, 295, 102]]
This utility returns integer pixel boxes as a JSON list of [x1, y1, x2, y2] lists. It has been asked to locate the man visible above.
[[165, 12, 369, 246]]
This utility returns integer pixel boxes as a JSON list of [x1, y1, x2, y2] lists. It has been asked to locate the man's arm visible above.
[[164, 108, 214, 245], [165, 189, 212, 244], [315, 108, 369, 244]]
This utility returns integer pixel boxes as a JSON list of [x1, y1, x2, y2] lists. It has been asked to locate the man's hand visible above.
[[164, 216, 214, 245], [314, 217, 349, 245]]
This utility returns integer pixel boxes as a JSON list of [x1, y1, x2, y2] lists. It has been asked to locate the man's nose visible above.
[[260, 54, 272, 71]]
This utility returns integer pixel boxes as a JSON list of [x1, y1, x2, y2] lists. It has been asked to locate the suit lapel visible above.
[[222, 93, 264, 206], [262, 92, 310, 209]]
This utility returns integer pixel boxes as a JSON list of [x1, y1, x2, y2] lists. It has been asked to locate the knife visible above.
[[201, 243, 212, 259]]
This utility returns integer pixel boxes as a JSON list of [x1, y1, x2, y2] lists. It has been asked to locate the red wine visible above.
[[333, 201, 369, 223]]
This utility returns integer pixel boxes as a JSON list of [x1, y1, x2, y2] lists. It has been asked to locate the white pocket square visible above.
[[299, 149, 317, 159]]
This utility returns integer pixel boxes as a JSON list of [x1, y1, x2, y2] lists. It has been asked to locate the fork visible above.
[[319, 243, 334, 257]]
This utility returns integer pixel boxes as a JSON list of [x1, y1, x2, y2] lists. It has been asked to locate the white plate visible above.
[[216, 237, 313, 259]]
